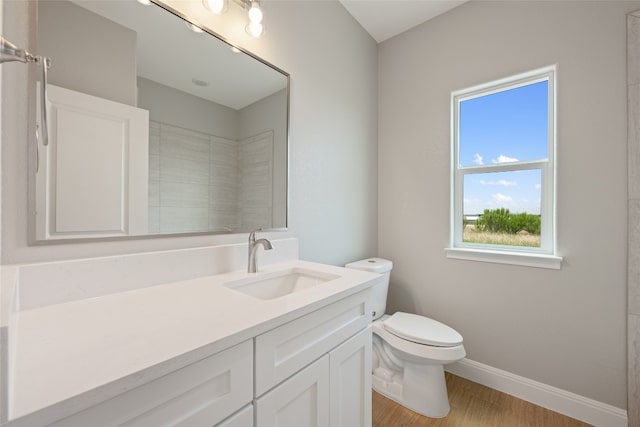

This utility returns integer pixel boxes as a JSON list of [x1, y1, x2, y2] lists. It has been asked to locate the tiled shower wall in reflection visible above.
[[148, 121, 273, 234]]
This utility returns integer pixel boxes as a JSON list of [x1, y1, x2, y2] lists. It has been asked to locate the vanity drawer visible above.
[[255, 289, 371, 395], [52, 340, 253, 427]]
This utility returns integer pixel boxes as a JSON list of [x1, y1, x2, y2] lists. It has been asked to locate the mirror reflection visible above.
[[34, 0, 288, 240]]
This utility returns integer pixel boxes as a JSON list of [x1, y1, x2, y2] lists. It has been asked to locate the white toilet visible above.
[[345, 258, 465, 418]]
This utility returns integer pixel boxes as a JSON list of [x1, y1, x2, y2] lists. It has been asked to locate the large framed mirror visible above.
[[32, 0, 289, 241]]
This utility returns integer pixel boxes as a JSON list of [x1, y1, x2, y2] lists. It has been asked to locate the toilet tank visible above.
[[345, 258, 393, 320]]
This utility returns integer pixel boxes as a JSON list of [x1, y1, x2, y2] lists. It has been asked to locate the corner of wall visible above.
[[627, 11, 640, 427]]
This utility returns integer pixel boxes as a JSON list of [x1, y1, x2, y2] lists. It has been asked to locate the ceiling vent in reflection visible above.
[[191, 78, 210, 87]]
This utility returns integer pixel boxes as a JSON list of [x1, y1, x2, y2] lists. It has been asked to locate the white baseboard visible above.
[[445, 358, 628, 427]]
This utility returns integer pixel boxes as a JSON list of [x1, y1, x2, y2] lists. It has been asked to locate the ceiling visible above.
[[64, 0, 469, 109], [67, 0, 287, 110], [339, 0, 469, 43]]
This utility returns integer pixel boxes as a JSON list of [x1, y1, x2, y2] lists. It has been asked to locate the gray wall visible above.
[[137, 76, 239, 140], [0, 0, 378, 266], [0, 0, 3, 267], [37, 0, 137, 106], [628, 11, 640, 426], [378, 0, 637, 408]]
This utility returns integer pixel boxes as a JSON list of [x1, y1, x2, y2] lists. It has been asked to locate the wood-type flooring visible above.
[[372, 372, 593, 427]]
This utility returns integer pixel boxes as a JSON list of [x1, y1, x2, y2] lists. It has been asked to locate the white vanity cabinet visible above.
[[255, 327, 372, 427], [49, 340, 254, 427], [254, 289, 372, 427], [8, 278, 374, 427]]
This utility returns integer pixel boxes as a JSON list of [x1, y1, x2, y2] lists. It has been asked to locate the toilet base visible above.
[[373, 361, 451, 418]]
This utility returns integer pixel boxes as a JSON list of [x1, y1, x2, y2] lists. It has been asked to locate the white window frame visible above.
[[446, 66, 563, 269]]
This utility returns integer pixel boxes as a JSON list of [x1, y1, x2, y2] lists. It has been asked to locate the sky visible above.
[[459, 80, 548, 215]]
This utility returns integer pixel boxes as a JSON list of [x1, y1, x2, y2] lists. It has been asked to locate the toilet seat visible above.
[[372, 317, 465, 364], [384, 312, 463, 347]]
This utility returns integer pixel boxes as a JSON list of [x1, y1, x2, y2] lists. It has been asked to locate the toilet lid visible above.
[[384, 312, 463, 347]]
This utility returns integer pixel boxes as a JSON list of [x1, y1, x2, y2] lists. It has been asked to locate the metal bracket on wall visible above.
[[0, 35, 52, 147]]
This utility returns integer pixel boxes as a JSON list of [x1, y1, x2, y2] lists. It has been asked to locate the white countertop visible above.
[[8, 260, 379, 424]]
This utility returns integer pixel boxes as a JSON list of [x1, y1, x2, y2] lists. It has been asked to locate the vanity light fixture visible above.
[[202, 0, 265, 38], [202, 0, 228, 15], [245, 0, 264, 38], [247, 1, 263, 24]]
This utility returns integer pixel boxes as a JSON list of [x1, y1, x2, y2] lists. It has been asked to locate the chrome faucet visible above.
[[248, 230, 273, 273]]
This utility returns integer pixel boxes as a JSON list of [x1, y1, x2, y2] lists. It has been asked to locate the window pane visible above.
[[459, 80, 548, 167], [463, 170, 541, 247]]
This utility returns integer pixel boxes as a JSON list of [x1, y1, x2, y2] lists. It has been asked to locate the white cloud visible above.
[[492, 154, 519, 164], [480, 179, 517, 187], [492, 193, 513, 202], [463, 197, 483, 204], [473, 153, 484, 165]]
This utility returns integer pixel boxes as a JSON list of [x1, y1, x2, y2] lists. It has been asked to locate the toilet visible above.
[[345, 258, 465, 418]]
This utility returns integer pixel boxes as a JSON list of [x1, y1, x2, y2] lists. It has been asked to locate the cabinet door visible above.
[[256, 356, 329, 427], [36, 83, 149, 240], [329, 327, 372, 427], [216, 404, 253, 427]]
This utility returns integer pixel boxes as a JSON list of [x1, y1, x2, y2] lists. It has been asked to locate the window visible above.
[[447, 66, 562, 269]]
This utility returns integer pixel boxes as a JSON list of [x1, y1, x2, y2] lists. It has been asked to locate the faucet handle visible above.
[[248, 228, 272, 273], [248, 228, 262, 242]]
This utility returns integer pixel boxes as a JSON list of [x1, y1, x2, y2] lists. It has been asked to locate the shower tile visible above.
[[210, 138, 237, 158], [240, 206, 272, 230], [148, 206, 160, 234], [149, 123, 160, 156], [209, 210, 239, 233], [160, 157, 209, 185], [148, 179, 160, 207], [149, 154, 160, 182], [209, 186, 238, 204], [160, 126, 210, 161], [160, 181, 208, 208], [159, 207, 209, 233]]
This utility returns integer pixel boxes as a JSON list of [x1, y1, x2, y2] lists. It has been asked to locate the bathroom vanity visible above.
[[1, 0, 377, 424], [1, 241, 379, 426]]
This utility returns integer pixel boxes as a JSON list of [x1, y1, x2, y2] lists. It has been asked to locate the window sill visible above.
[[445, 247, 563, 270]]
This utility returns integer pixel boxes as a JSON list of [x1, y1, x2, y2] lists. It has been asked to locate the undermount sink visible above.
[[224, 268, 340, 300]]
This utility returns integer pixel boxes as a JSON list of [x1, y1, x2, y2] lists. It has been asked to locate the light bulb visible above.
[[248, 2, 263, 24], [137, 0, 151, 5], [203, 0, 227, 14], [246, 22, 264, 38]]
